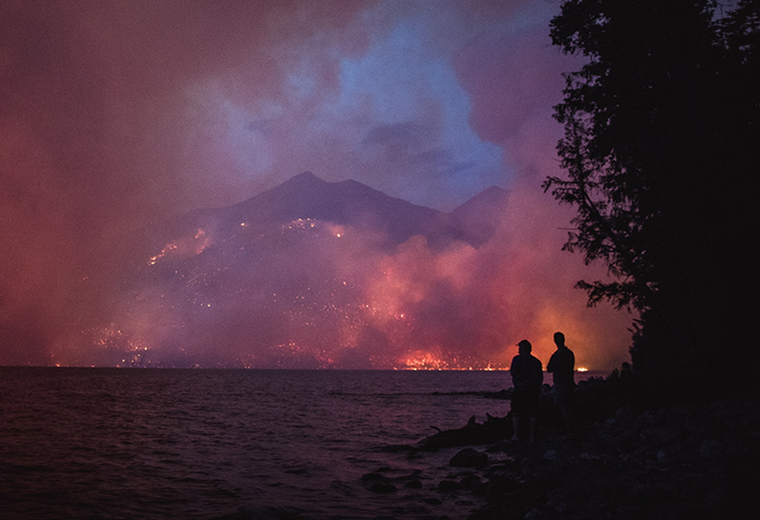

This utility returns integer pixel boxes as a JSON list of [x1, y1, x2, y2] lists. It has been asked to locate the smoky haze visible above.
[[55, 173, 632, 370], [0, 1, 631, 369]]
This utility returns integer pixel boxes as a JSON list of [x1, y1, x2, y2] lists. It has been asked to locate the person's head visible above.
[[517, 339, 532, 354], [553, 332, 565, 347]]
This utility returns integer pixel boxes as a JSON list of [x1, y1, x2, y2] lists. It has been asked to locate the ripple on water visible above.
[[0, 367, 555, 519]]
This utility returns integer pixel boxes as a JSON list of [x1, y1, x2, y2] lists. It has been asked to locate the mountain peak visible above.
[[293, 170, 318, 180], [283, 171, 324, 186], [446, 185, 509, 247]]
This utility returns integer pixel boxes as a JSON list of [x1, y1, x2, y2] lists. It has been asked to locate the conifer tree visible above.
[[545, 0, 760, 374]]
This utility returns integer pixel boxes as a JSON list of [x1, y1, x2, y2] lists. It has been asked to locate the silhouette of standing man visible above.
[[547, 332, 576, 435], [509, 339, 543, 442]]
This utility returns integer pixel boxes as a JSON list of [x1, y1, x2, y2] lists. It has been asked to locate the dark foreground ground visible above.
[[365, 374, 760, 520]]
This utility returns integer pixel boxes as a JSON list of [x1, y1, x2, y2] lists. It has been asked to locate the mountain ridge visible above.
[[110, 172, 512, 368], [149, 171, 509, 254]]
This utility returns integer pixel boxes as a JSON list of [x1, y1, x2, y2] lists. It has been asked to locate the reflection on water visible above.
[[0, 368, 606, 519]]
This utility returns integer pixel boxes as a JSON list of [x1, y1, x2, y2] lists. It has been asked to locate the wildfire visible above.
[[287, 218, 317, 230], [400, 350, 449, 370], [148, 228, 211, 265], [85, 324, 151, 367]]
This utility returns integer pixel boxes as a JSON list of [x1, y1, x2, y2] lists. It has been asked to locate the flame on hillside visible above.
[[57, 182, 633, 370], [149, 228, 211, 265]]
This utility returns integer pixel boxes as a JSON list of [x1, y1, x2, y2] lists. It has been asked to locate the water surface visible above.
[[0, 368, 603, 519]]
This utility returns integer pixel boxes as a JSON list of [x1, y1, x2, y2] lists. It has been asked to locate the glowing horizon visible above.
[[47, 179, 634, 371]]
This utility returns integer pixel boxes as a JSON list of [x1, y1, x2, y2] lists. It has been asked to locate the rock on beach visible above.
[[365, 376, 760, 520]]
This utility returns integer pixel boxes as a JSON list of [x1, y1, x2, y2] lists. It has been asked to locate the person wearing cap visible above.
[[509, 339, 543, 442]]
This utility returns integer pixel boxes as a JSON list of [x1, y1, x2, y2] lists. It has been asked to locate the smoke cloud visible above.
[[1, 1, 631, 369]]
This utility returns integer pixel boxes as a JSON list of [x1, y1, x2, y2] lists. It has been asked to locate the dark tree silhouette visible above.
[[544, 0, 760, 376]]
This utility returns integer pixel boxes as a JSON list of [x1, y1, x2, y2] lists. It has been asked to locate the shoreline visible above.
[[358, 376, 760, 520]]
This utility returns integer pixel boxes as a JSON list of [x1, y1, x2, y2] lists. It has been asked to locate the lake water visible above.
[[0, 367, 605, 519]]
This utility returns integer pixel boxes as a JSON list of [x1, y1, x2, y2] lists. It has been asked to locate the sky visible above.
[[0, 0, 633, 369]]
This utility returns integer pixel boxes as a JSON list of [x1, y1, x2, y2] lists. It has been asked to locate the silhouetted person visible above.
[[509, 339, 543, 442], [547, 331, 576, 435]]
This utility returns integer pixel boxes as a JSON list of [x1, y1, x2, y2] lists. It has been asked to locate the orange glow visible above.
[[400, 350, 449, 370], [50, 181, 633, 369], [148, 228, 211, 265]]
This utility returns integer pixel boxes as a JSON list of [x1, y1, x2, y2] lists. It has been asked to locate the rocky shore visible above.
[[362, 374, 760, 520]]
